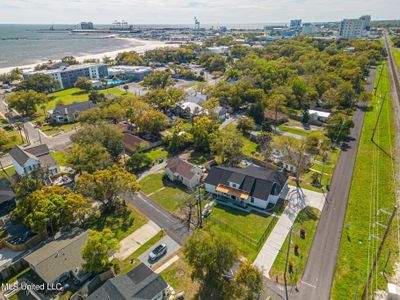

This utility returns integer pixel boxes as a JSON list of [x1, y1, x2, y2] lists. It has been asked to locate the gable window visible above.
[[250, 197, 254, 203]]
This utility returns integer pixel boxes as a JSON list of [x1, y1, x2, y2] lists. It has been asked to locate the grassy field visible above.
[[0, 116, 24, 153], [0, 166, 15, 181], [33, 87, 125, 123], [144, 146, 168, 162], [394, 47, 400, 68], [86, 204, 147, 241], [269, 207, 320, 285], [206, 204, 279, 261], [51, 150, 67, 166], [161, 253, 200, 299], [332, 63, 398, 299], [139, 173, 193, 213]]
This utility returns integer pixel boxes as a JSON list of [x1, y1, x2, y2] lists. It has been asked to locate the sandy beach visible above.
[[0, 38, 181, 74]]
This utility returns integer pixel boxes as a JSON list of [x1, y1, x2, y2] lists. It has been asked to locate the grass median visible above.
[[332, 63, 398, 299]]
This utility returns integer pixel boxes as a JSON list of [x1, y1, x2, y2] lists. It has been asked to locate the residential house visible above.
[[23, 230, 89, 285], [165, 158, 202, 189], [9, 144, 58, 177], [108, 65, 153, 81], [174, 101, 203, 119], [87, 263, 168, 300], [49, 101, 97, 124], [272, 150, 312, 173], [308, 109, 331, 122], [204, 165, 288, 210]]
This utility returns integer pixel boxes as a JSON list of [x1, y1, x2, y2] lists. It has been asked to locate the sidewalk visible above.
[[113, 221, 161, 261], [253, 185, 325, 278]]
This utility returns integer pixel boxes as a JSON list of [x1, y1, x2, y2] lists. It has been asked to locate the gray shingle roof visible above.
[[205, 165, 288, 200], [9, 144, 57, 169], [24, 230, 88, 284], [167, 157, 197, 180], [87, 263, 168, 300], [52, 101, 97, 118]]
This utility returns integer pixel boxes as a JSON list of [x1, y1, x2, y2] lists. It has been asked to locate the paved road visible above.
[[265, 67, 376, 300], [126, 192, 190, 245]]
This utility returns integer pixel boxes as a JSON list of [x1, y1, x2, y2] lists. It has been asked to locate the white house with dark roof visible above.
[[9, 144, 58, 177], [204, 165, 289, 210], [48, 101, 97, 124], [165, 158, 202, 189]]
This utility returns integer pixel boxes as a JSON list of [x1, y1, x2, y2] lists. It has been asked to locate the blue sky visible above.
[[1, 0, 399, 24]]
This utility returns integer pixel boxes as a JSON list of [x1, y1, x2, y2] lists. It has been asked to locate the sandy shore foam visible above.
[[0, 38, 181, 74]]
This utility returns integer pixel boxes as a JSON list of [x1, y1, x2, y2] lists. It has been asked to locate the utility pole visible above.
[[374, 65, 383, 96], [371, 92, 387, 142], [362, 206, 397, 299]]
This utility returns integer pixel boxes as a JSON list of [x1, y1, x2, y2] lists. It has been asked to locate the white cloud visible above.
[[0, 0, 399, 24]]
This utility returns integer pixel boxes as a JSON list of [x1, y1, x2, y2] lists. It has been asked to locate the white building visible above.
[[204, 165, 289, 210], [9, 144, 58, 177], [165, 158, 202, 189], [308, 109, 331, 122], [339, 15, 371, 39], [206, 46, 230, 55], [302, 23, 318, 35]]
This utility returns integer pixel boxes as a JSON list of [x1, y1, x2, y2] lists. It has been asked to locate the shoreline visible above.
[[0, 38, 181, 74]]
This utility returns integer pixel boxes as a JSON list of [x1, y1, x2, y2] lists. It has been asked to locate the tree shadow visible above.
[[72, 91, 87, 96]]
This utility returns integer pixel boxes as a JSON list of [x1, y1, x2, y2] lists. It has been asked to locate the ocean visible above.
[[0, 24, 134, 69]]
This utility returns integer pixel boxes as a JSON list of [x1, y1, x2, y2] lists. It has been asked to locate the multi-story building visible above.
[[359, 15, 371, 30], [290, 19, 302, 29], [23, 63, 108, 90], [339, 18, 363, 39], [302, 23, 318, 35], [339, 15, 371, 39], [77, 22, 94, 30]]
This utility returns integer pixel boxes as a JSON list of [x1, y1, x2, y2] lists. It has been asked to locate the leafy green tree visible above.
[[71, 124, 124, 161], [75, 166, 140, 209], [141, 70, 174, 89], [321, 88, 339, 108], [267, 93, 286, 130], [67, 143, 111, 174], [326, 113, 354, 144], [12, 186, 90, 234], [74, 77, 93, 92], [0, 129, 10, 151], [17, 74, 59, 93], [136, 109, 168, 134], [211, 127, 244, 166], [183, 229, 237, 292], [234, 263, 263, 300], [164, 119, 193, 153], [237, 116, 256, 134], [192, 116, 214, 152], [7, 90, 47, 117], [258, 131, 273, 160], [61, 56, 79, 65], [143, 87, 186, 111], [88, 91, 106, 103], [82, 228, 120, 273], [125, 152, 153, 173], [115, 51, 144, 65]]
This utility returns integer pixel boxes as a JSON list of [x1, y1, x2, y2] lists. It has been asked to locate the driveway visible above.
[[138, 236, 180, 268], [113, 221, 161, 261], [254, 185, 325, 278]]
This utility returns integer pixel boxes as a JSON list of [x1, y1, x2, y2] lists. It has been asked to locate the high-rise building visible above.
[[77, 22, 94, 30], [359, 15, 371, 30], [339, 15, 371, 39], [290, 19, 302, 29], [302, 23, 318, 35]]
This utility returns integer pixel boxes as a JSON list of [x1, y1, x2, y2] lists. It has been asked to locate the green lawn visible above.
[[139, 173, 192, 213], [161, 254, 200, 299], [394, 47, 400, 68], [332, 63, 398, 299], [206, 204, 279, 261], [51, 150, 67, 166], [41, 122, 77, 136], [269, 207, 320, 285], [116, 231, 165, 274], [86, 204, 147, 241], [0, 117, 24, 153], [144, 146, 168, 162], [33, 87, 126, 123], [0, 166, 15, 181], [278, 125, 313, 137]]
